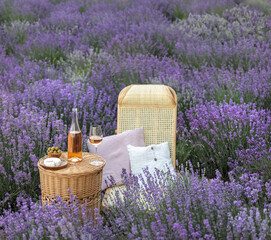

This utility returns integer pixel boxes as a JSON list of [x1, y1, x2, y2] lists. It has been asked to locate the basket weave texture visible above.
[[38, 152, 106, 212], [117, 84, 177, 167]]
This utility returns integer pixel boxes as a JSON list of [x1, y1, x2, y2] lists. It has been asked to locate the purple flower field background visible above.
[[0, 0, 271, 239]]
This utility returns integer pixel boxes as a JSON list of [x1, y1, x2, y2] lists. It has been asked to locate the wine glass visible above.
[[89, 125, 103, 166]]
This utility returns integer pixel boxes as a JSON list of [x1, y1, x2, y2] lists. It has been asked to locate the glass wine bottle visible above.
[[68, 108, 82, 162]]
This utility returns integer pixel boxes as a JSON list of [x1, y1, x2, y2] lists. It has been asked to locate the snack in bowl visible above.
[[44, 157, 62, 167], [47, 146, 62, 158]]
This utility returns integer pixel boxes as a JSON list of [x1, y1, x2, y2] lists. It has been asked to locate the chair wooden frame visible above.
[[102, 84, 177, 208]]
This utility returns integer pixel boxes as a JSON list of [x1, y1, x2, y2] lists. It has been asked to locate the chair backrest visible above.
[[117, 84, 177, 167]]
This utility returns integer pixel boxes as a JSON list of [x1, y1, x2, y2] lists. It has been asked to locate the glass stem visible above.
[[95, 146, 98, 155]]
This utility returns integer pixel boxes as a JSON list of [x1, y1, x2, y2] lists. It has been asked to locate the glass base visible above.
[[68, 157, 82, 163], [90, 160, 103, 166]]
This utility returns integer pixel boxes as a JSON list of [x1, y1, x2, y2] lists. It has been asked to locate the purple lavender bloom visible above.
[[177, 100, 271, 179]]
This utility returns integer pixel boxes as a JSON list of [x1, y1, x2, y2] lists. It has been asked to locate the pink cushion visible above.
[[87, 128, 145, 190]]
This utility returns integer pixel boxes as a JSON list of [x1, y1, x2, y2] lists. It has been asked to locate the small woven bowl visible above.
[[47, 151, 62, 158]]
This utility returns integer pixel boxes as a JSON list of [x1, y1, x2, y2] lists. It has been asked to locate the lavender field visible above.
[[0, 0, 271, 239]]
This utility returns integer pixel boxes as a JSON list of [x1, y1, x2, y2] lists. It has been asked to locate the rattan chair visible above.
[[102, 84, 177, 208]]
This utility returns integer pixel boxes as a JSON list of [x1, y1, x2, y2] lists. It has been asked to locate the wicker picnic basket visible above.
[[38, 152, 106, 214], [117, 84, 177, 167]]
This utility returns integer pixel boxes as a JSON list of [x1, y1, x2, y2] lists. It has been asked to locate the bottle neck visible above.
[[70, 108, 80, 132]]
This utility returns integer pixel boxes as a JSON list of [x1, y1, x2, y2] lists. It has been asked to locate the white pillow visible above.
[[127, 142, 175, 184]]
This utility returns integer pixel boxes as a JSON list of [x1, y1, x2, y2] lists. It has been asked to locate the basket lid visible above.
[[118, 84, 177, 106]]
